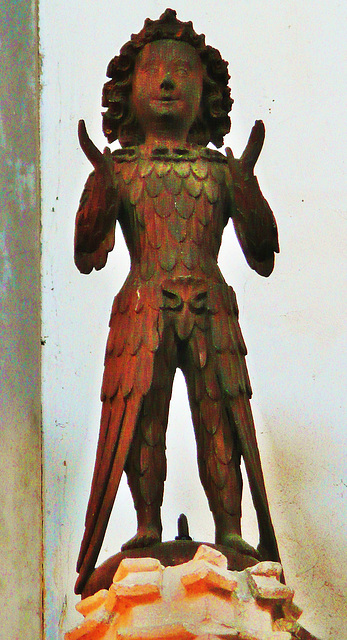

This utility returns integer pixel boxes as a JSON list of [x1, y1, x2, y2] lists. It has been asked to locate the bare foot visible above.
[[121, 526, 161, 551], [216, 531, 260, 559]]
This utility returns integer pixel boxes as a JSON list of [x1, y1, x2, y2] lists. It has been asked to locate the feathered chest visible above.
[[113, 148, 231, 278]]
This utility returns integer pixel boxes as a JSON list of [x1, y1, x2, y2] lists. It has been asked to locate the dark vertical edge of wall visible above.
[[0, 0, 42, 637]]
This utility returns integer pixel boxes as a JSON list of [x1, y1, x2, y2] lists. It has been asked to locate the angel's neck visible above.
[[142, 129, 189, 153]]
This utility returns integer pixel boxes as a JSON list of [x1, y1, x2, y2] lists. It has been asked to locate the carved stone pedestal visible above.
[[66, 545, 319, 640]]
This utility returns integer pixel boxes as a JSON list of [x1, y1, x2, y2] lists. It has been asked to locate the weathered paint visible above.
[[0, 0, 42, 638]]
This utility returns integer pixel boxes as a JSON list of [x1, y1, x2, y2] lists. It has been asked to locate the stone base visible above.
[[77, 539, 259, 598], [66, 545, 321, 640]]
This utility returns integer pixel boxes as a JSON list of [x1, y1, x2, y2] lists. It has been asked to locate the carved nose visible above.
[[160, 74, 175, 90]]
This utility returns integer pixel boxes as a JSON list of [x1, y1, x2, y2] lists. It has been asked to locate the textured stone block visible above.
[[66, 545, 310, 640]]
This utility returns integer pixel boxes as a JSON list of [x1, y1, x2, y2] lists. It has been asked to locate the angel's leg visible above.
[[181, 327, 258, 557], [122, 327, 177, 550]]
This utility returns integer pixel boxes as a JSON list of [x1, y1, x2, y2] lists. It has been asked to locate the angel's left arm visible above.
[[226, 120, 279, 277]]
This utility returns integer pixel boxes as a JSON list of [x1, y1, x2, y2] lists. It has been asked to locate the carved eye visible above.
[[138, 64, 152, 74], [175, 66, 189, 76]]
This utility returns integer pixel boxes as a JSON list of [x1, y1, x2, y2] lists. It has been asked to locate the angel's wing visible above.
[[75, 284, 162, 594], [185, 284, 280, 563]]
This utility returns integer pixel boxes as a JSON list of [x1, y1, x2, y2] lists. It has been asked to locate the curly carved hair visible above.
[[102, 8, 233, 148]]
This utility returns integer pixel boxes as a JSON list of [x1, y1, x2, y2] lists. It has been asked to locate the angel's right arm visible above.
[[74, 121, 121, 274]]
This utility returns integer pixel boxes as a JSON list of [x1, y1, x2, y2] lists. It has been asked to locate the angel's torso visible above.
[[114, 146, 233, 288]]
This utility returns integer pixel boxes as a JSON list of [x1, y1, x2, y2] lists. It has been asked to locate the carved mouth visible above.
[[159, 96, 177, 102]]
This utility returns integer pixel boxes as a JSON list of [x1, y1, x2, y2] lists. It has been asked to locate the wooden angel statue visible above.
[[74, 9, 280, 594]]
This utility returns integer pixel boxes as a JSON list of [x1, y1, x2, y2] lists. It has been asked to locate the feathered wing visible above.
[[73, 158, 163, 593], [216, 287, 280, 560], [184, 284, 280, 563], [75, 285, 161, 594]]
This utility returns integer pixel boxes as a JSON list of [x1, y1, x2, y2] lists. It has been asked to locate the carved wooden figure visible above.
[[74, 9, 280, 594]]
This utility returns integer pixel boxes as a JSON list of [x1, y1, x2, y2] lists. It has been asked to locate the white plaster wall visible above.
[[40, 2, 347, 638]]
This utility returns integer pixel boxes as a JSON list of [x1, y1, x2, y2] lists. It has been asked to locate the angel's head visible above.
[[102, 9, 233, 148]]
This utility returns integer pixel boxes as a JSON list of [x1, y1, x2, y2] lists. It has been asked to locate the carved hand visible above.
[[76, 120, 117, 245], [78, 119, 114, 183], [225, 119, 265, 184]]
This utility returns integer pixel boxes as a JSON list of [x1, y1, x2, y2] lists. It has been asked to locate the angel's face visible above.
[[131, 39, 203, 143]]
